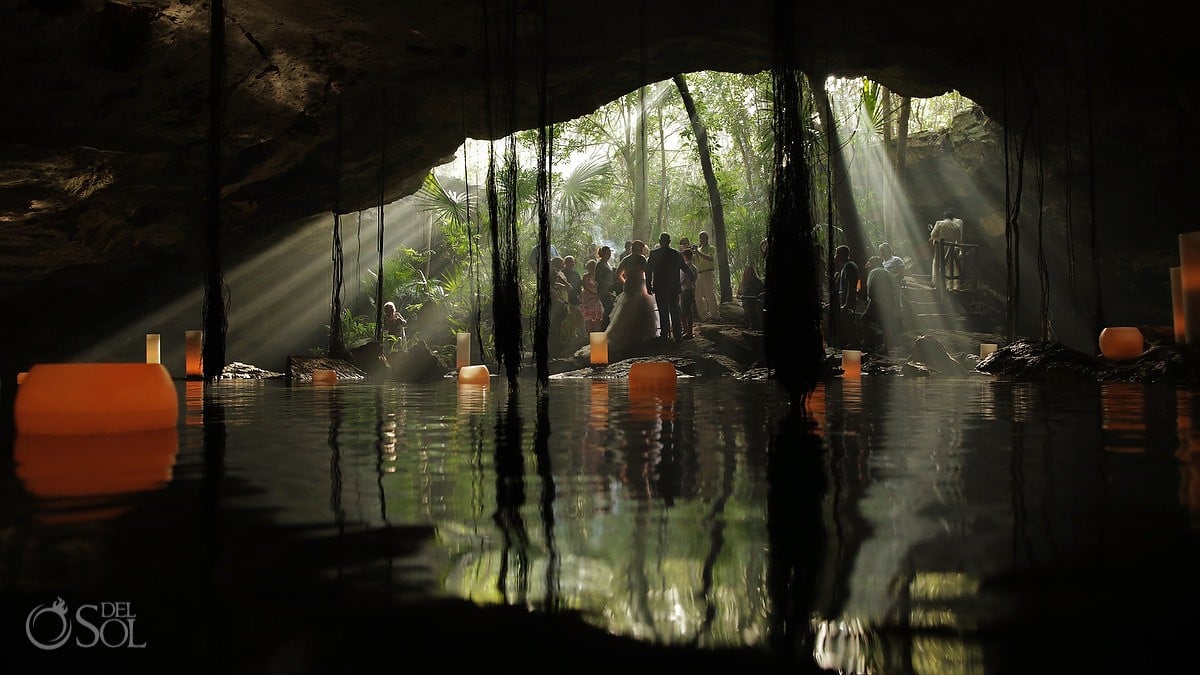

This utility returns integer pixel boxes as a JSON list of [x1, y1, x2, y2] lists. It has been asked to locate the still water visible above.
[[2, 376, 1199, 673]]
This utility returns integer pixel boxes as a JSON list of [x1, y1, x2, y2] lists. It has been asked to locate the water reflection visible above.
[[185, 380, 204, 426], [1101, 383, 1148, 454], [7, 377, 1200, 671], [492, 390, 530, 605], [14, 428, 179, 522], [456, 383, 489, 416]]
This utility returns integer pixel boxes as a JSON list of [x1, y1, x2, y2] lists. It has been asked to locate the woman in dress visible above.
[[581, 258, 605, 332], [604, 240, 658, 355]]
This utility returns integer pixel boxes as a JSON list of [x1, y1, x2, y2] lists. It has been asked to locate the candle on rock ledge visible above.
[[184, 330, 203, 379], [458, 364, 491, 385], [590, 332, 608, 365], [1098, 326, 1144, 361], [145, 333, 161, 365], [841, 349, 861, 378]]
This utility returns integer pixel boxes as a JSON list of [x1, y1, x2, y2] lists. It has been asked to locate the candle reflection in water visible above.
[[1100, 383, 1148, 454], [1175, 388, 1200, 524], [457, 383, 489, 416], [15, 428, 179, 523], [185, 380, 204, 426]]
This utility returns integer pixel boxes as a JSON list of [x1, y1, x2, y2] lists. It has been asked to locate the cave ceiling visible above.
[[2, 0, 1199, 287]]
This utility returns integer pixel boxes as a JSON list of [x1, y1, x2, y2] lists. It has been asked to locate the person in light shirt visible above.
[[693, 230, 719, 321]]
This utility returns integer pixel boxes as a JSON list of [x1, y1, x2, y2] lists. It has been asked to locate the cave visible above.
[[2, 1, 1200, 667], [3, 1, 1198, 370]]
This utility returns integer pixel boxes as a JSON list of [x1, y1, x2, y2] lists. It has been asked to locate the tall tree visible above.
[[674, 73, 732, 302], [810, 78, 869, 269], [895, 95, 912, 253]]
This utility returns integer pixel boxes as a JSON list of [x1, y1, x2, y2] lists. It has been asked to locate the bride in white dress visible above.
[[605, 240, 658, 355]]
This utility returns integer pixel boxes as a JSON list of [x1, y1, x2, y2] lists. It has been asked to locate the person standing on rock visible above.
[[646, 232, 693, 342], [929, 208, 964, 290], [694, 230, 719, 322], [594, 246, 616, 330]]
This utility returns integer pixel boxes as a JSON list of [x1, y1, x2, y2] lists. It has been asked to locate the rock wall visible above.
[[2, 0, 1198, 367]]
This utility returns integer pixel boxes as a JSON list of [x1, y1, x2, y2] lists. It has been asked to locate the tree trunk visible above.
[[658, 106, 667, 231], [810, 79, 868, 269], [881, 87, 894, 246], [633, 87, 650, 245], [896, 95, 912, 253], [674, 74, 732, 302]]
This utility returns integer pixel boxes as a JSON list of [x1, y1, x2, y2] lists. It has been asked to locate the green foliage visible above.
[[327, 74, 973, 358]]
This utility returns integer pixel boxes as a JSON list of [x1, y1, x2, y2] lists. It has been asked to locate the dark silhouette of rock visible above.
[[286, 356, 368, 382], [389, 342, 445, 383]]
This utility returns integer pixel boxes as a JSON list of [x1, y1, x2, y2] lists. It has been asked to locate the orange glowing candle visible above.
[[590, 332, 608, 365], [1179, 233, 1200, 343], [841, 349, 861, 378], [15, 363, 179, 435], [1099, 327, 1144, 361], [458, 364, 491, 385], [145, 333, 161, 364], [185, 330, 204, 379], [1172, 266, 1186, 343], [312, 369, 338, 385]]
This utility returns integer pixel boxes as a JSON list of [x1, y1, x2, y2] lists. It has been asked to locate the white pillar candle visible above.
[[590, 332, 608, 365], [1179, 233, 1200, 343], [145, 334, 161, 364], [456, 332, 470, 370], [1172, 266, 1186, 343], [980, 343, 998, 359], [184, 330, 203, 379]]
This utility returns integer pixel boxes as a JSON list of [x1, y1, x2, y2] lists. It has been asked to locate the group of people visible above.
[[833, 208, 966, 353], [834, 243, 905, 353], [579, 231, 727, 356]]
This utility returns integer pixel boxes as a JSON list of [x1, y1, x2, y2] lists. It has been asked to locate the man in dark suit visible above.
[[594, 246, 615, 330], [646, 232, 693, 341]]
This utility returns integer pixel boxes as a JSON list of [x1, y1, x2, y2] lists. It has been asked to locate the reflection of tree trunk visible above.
[[694, 435, 736, 642], [811, 78, 868, 268], [533, 392, 559, 610], [628, 503, 659, 639], [492, 391, 529, 605], [766, 411, 826, 669], [674, 74, 733, 302]]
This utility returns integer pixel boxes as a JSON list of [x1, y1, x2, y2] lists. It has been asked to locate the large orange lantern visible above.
[[458, 364, 491, 385], [312, 369, 338, 385], [1098, 327, 1144, 361], [15, 363, 179, 435], [629, 361, 676, 393]]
